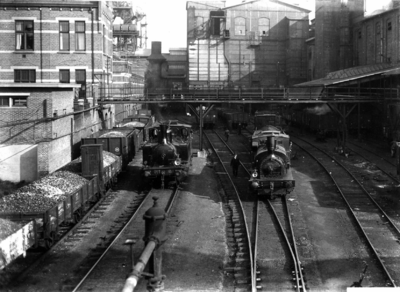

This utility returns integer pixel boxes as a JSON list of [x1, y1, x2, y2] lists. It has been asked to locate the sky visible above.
[[115, 0, 391, 53]]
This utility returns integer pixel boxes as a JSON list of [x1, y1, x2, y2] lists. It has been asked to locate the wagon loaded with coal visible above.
[[116, 109, 154, 142], [0, 145, 122, 270], [0, 123, 150, 270]]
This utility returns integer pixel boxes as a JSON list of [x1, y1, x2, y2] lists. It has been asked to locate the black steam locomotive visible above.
[[249, 113, 295, 199], [142, 120, 192, 188]]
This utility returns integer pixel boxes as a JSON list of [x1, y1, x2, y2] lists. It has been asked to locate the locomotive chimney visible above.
[[267, 136, 275, 153], [159, 124, 168, 144]]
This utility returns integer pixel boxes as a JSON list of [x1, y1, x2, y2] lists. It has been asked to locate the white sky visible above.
[[113, 0, 393, 53]]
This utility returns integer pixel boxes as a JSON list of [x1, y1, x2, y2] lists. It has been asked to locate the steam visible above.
[[304, 104, 331, 116]]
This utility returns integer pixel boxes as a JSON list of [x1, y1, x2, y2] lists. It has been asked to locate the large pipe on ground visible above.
[[122, 240, 157, 292]]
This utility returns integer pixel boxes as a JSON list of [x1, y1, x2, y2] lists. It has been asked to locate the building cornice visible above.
[[0, 83, 82, 88], [0, 1, 100, 9]]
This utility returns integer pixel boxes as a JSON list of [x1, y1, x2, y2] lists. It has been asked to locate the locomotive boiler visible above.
[[142, 120, 192, 188], [249, 126, 295, 198]]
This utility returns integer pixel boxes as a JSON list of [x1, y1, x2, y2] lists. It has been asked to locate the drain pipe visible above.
[[40, 7, 43, 82], [223, 38, 230, 86]]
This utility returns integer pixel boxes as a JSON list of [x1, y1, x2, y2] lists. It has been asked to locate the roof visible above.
[[187, 0, 310, 12], [274, 0, 311, 13], [295, 63, 399, 87]]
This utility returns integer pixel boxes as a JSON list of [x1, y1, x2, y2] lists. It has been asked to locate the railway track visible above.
[[292, 135, 400, 287], [262, 198, 306, 291], [205, 128, 306, 291], [346, 140, 398, 181], [71, 186, 180, 291], [1, 187, 116, 288], [204, 129, 255, 291]]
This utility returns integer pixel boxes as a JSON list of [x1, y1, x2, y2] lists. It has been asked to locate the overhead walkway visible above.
[[97, 86, 398, 105]]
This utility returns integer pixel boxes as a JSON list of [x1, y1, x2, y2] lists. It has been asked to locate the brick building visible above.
[[0, 0, 114, 180], [186, 0, 310, 88]]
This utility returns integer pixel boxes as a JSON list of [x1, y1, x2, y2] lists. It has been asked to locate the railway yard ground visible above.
[[2, 109, 400, 291], [2, 128, 233, 292]]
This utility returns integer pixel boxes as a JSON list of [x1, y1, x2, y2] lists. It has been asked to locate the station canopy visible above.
[[295, 63, 400, 87]]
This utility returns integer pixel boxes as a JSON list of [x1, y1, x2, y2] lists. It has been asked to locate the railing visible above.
[[96, 86, 399, 102]]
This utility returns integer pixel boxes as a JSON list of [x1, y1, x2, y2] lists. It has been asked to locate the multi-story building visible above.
[[298, 0, 400, 141], [0, 0, 114, 180], [111, 2, 146, 123], [308, 0, 400, 83], [186, 0, 310, 88]]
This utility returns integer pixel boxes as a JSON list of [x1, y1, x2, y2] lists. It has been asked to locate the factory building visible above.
[[186, 0, 310, 89]]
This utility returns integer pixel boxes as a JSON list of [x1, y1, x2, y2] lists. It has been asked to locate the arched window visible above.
[[258, 18, 269, 36], [235, 17, 246, 36]]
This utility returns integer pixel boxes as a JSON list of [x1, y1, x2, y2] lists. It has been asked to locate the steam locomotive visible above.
[[249, 112, 295, 199], [142, 120, 192, 188]]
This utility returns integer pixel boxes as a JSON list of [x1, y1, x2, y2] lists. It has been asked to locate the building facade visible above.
[[0, 0, 114, 179], [186, 0, 310, 89]]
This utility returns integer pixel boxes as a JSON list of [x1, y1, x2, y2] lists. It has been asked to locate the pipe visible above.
[[223, 37, 230, 85], [122, 240, 157, 292], [91, 8, 94, 86], [40, 8, 43, 82]]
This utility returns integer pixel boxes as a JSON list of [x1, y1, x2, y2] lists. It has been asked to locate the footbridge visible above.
[[96, 86, 398, 105], [95, 86, 399, 151]]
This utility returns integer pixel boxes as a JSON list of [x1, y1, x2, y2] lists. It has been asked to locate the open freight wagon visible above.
[[81, 128, 141, 169], [0, 145, 121, 270], [118, 111, 154, 142]]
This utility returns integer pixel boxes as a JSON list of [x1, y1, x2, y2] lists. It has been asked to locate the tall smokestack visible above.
[[148, 41, 165, 62]]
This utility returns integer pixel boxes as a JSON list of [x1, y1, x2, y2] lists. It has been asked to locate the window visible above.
[[376, 22, 382, 62], [210, 11, 224, 36], [0, 97, 27, 107], [13, 97, 27, 107], [15, 20, 34, 50], [14, 69, 36, 83], [59, 69, 70, 83], [234, 17, 246, 36], [75, 69, 86, 84], [0, 97, 10, 107], [169, 65, 186, 69], [75, 69, 86, 98], [59, 21, 69, 51], [258, 18, 270, 36], [75, 21, 85, 51], [388, 21, 392, 31]]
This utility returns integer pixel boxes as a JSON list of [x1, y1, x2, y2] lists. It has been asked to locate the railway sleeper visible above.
[[226, 233, 246, 238], [236, 278, 251, 284], [224, 266, 248, 272]]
